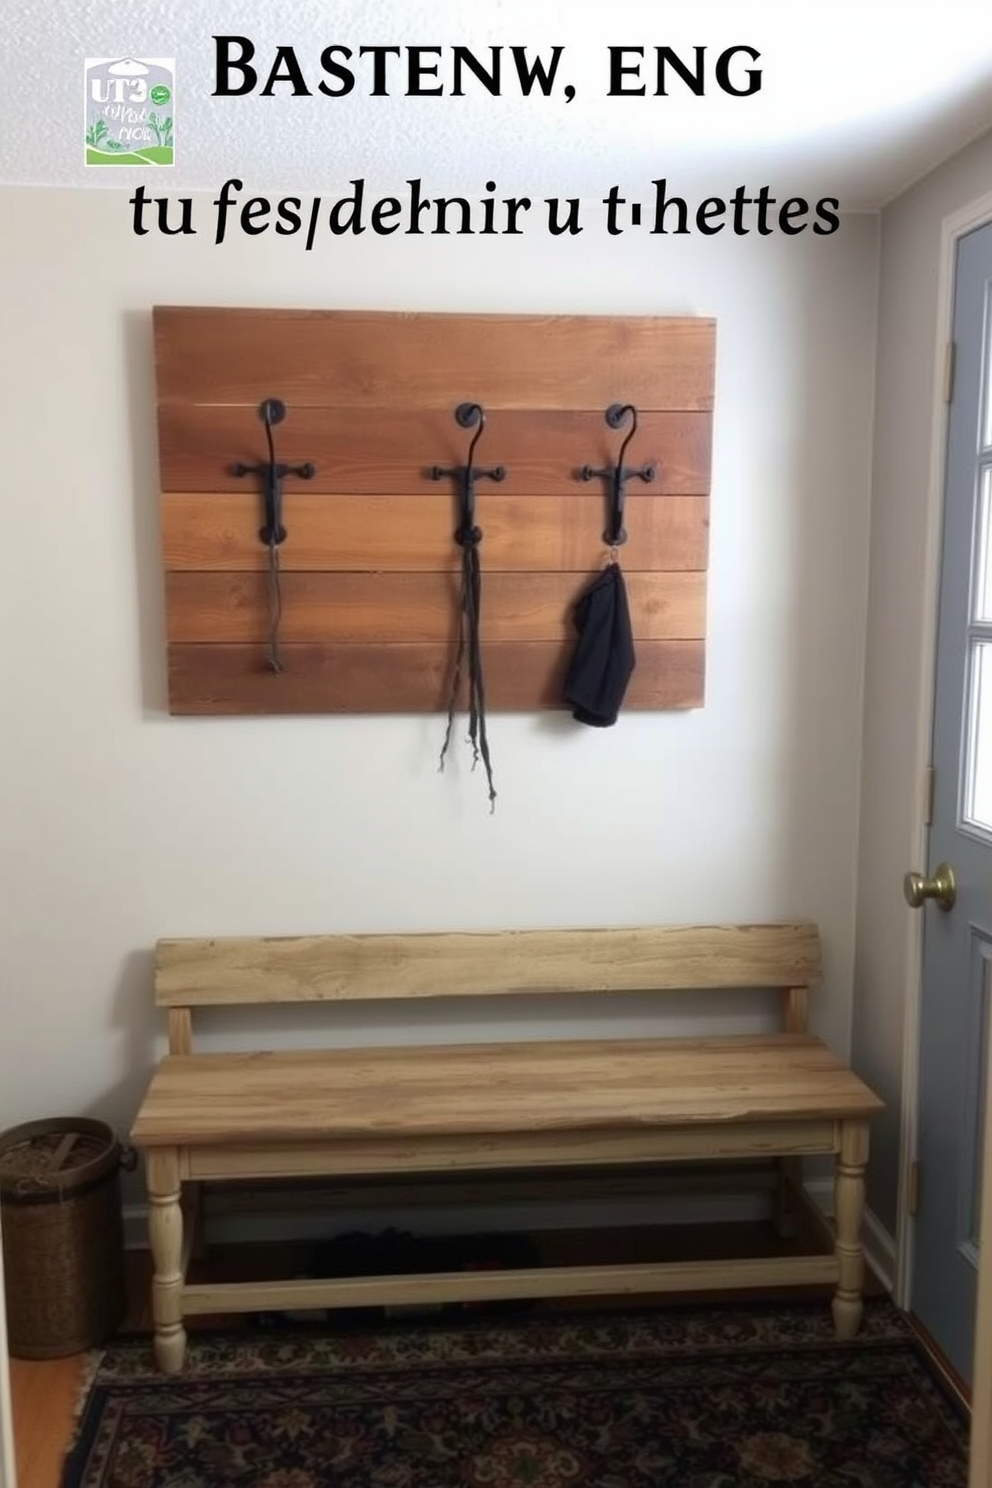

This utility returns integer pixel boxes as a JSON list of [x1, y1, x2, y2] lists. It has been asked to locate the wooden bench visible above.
[[130, 922, 884, 1373]]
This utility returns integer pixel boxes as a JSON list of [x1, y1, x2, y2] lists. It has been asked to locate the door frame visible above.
[[897, 187, 992, 1306], [0, 1209, 16, 1488], [971, 998, 992, 1485]]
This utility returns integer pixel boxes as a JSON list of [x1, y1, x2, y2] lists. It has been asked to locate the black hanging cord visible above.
[[262, 407, 285, 673], [430, 402, 506, 812], [232, 398, 316, 673]]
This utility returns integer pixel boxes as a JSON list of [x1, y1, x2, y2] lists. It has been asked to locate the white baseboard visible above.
[[804, 1177, 835, 1218], [804, 1179, 897, 1294], [124, 1204, 153, 1251], [125, 1191, 773, 1250], [862, 1209, 898, 1293], [124, 1182, 900, 1296]]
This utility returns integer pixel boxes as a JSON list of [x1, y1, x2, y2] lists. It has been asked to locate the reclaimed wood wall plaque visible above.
[[154, 307, 715, 715]]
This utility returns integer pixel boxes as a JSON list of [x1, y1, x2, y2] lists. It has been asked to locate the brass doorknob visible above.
[[903, 862, 956, 912]]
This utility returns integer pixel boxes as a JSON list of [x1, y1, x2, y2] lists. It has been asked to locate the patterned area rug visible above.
[[62, 1300, 968, 1487]]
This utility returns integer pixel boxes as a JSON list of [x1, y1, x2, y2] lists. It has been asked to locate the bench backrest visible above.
[[155, 923, 821, 1055]]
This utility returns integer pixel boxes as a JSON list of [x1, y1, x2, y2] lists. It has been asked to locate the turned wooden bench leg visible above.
[[832, 1120, 869, 1340], [147, 1148, 187, 1374]]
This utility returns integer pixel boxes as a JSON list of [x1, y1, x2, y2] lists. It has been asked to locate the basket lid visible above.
[[0, 1118, 118, 1196]]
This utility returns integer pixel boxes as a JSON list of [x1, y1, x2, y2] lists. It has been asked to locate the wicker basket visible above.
[[0, 1118, 129, 1357]]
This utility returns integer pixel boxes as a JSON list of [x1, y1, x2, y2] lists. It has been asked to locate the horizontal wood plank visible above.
[[179, 1254, 840, 1313], [157, 407, 713, 495], [164, 571, 706, 645], [155, 923, 821, 1006], [161, 494, 709, 573], [154, 307, 716, 410], [130, 1034, 882, 1146], [184, 1122, 841, 1178], [166, 638, 705, 714]]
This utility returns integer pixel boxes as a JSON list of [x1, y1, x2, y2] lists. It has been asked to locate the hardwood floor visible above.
[[11, 1356, 87, 1488], [11, 1218, 883, 1488], [10, 1251, 148, 1488]]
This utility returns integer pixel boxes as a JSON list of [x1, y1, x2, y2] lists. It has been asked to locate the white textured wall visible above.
[[853, 127, 992, 1236], [0, 189, 876, 1187]]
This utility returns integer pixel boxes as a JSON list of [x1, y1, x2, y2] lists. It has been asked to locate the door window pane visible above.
[[966, 641, 992, 832], [977, 468, 992, 622]]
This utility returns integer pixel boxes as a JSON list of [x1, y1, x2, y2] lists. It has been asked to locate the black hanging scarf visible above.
[[566, 402, 652, 726], [563, 559, 636, 727]]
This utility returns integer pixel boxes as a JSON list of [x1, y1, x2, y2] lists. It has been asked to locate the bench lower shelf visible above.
[[181, 1252, 841, 1317], [141, 1117, 871, 1374]]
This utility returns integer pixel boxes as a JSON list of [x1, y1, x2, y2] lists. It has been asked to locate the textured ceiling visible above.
[[3, 0, 992, 209]]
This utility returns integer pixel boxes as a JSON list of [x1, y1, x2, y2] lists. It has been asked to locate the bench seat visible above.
[[129, 924, 885, 1373], [131, 1034, 881, 1147]]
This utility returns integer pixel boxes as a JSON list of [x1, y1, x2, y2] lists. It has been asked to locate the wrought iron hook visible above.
[[608, 402, 640, 472], [579, 402, 657, 547], [459, 400, 488, 475], [232, 398, 317, 547], [428, 401, 506, 543], [231, 398, 317, 674]]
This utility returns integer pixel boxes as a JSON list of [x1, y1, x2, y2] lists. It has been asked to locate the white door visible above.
[[910, 218, 992, 1387]]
